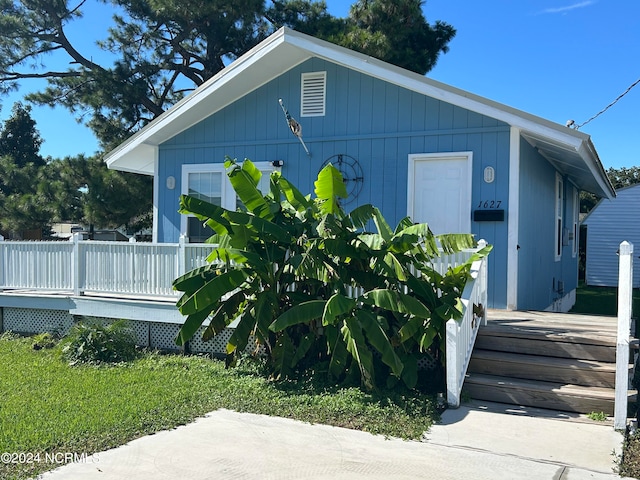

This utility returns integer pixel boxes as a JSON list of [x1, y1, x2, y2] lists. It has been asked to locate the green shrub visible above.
[[61, 319, 137, 365], [174, 158, 491, 390], [31, 332, 58, 350]]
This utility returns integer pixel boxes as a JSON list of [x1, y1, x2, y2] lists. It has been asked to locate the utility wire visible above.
[[575, 76, 640, 129]]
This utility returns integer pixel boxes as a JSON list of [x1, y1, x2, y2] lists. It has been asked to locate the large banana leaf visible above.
[[394, 216, 414, 234], [396, 315, 428, 344], [341, 316, 375, 389], [290, 332, 315, 368], [322, 293, 356, 326], [272, 331, 295, 379], [399, 353, 418, 389], [202, 290, 246, 341], [172, 263, 221, 293], [314, 164, 347, 215], [175, 306, 216, 346], [179, 195, 232, 235], [276, 174, 313, 211], [252, 291, 277, 347], [226, 311, 256, 355], [227, 160, 274, 220], [269, 300, 326, 332], [210, 248, 269, 274], [361, 289, 430, 318], [345, 204, 377, 230], [326, 324, 349, 379], [372, 207, 393, 241], [224, 210, 292, 243], [355, 310, 403, 377], [176, 269, 249, 315], [437, 233, 477, 254]]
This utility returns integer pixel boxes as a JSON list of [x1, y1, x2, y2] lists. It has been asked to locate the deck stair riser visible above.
[[464, 311, 628, 415], [464, 373, 615, 414], [468, 350, 616, 388]]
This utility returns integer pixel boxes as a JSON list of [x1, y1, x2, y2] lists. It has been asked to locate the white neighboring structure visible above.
[[582, 184, 640, 287]]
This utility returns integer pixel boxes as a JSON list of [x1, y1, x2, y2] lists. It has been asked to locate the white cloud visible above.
[[537, 1, 596, 14]]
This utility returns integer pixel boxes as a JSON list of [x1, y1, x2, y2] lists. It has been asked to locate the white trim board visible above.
[[507, 127, 520, 310]]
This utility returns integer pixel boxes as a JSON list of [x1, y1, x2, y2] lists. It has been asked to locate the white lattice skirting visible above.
[[0, 307, 233, 355]]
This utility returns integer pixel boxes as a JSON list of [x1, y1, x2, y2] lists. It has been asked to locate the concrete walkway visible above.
[[40, 401, 628, 480]]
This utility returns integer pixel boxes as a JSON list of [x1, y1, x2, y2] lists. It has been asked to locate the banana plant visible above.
[[174, 156, 491, 389]]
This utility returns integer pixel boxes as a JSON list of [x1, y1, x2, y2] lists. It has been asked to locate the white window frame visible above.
[[181, 162, 277, 240], [301, 71, 326, 117], [555, 172, 563, 262]]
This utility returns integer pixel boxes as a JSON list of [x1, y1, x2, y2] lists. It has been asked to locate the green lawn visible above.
[[571, 282, 640, 317], [0, 333, 438, 480]]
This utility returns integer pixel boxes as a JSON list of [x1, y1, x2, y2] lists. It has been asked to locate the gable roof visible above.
[[104, 27, 615, 199]]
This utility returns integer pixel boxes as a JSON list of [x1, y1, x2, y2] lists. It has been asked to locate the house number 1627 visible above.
[[477, 200, 502, 209]]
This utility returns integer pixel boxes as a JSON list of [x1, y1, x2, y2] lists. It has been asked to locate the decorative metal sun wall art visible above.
[[320, 154, 364, 206]]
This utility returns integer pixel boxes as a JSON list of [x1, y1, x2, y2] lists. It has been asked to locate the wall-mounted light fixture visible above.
[[166, 176, 176, 190], [483, 166, 495, 184]]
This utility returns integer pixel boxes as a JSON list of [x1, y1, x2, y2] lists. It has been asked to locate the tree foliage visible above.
[[0, 0, 455, 148], [174, 158, 490, 390], [48, 155, 153, 232], [0, 102, 152, 236], [581, 166, 640, 213], [0, 102, 45, 169], [0, 102, 51, 237]]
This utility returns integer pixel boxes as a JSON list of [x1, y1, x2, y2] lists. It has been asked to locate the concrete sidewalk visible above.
[[40, 402, 628, 480]]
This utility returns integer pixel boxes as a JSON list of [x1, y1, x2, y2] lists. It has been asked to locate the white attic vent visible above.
[[301, 71, 326, 117]]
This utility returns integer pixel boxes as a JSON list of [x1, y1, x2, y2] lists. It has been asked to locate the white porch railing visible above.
[[615, 241, 634, 430], [445, 239, 489, 408], [0, 234, 215, 298]]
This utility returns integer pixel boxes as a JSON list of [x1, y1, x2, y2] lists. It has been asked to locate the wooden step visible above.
[[464, 373, 616, 415], [475, 329, 616, 362], [468, 349, 617, 388]]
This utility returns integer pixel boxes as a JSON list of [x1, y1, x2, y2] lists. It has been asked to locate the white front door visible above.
[[408, 153, 473, 234]]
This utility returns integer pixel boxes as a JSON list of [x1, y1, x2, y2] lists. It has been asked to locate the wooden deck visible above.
[[485, 309, 618, 340], [465, 310, 627, 415]]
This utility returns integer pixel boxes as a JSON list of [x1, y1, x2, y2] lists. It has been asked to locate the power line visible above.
[[575, 76, 640, 129]]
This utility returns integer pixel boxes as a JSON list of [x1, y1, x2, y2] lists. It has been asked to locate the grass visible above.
[[0, 332, 438, 480], [571, 281, 640, 318]]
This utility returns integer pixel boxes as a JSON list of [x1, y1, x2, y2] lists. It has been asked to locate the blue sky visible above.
[[2, 0, 639, 169]]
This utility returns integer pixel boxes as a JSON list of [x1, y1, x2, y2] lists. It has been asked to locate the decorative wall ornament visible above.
[[320, 154, 363, 205], [279, 98, 310, 156]]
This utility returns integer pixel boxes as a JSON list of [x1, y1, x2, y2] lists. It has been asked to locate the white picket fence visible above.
[[0, 234, 214, 298]]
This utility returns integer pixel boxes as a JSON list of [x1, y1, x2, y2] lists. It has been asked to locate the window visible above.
[[555, 173, 563, 261], [181, 162, 276, 242], [301, 71, 326, 117]]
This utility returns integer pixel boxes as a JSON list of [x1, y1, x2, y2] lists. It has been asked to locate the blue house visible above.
[[105, 27, 614, 312]]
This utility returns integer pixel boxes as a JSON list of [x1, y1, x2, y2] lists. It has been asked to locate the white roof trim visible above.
[[105, 27, 614, 198]]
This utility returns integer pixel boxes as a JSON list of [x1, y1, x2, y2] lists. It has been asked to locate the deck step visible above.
[[468, 349, 617, 388], [475, 327, 616, 362], [464, 373, 616, 415]]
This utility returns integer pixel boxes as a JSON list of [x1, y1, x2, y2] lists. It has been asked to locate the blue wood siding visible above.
[[583, 185, 640, 287], [156, 58, 511, 307], [517, 140, 578, 310]]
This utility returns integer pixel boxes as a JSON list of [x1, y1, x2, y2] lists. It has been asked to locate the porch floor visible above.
[[485, 309, 618, 344]]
